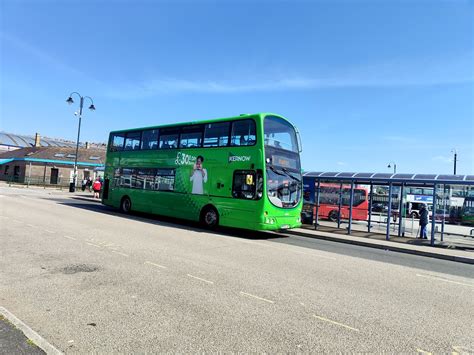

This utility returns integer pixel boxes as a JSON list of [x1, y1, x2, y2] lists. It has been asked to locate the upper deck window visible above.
[[204, 122, 230, 147], [141, 129, 159, 150], [159, 128, 179, 149], [110, 133, 125, 151], [124, 131, 142, 151], [264, 116, 298, 152], [230, 119, 256, 146], [179, 125, 203, 148]]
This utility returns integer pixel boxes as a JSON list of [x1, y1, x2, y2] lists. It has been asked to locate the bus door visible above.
[[226, 170, 261, 223]]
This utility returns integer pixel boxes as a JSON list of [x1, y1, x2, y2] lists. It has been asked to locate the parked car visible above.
[[370, 203, 388, 213]]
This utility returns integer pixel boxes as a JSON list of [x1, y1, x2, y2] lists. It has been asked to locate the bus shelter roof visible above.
[[302, 171, 474, 186]]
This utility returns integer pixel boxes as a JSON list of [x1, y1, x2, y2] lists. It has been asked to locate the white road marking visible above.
[[416, 273, 474, 288], [187, 274, 214, 284], [240, 291, 274, 304], [63, 235, 76, 240], [416, 349, 432, 354], [144, 261, 167, 269], [313, 314, 359, 332], [44, 229, 54, 234], [26, 224, 36, 228], [86, 242, 102, 248], [112, 251, 129, 257]]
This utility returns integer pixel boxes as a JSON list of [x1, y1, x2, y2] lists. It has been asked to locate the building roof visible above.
[[0, 147, 105, 167], [303, 171, 474, 185], [0, 132, 106, 149]]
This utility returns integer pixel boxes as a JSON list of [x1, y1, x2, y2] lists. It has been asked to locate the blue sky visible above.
[[1, 0, 473, 174]]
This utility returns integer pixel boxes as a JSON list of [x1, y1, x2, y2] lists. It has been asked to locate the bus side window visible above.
[[159, 128, 180, 149], [110, 133, 125, 151], [230, 120, 256, 146], [180, 125, 203, 148], [124, 131, 142, 151], [141, 129, 159, 150], [204, 122, 230, 147]]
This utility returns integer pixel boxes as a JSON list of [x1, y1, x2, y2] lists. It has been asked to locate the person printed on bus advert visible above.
[[190, 155, 207, 194], [419, 204, 429, 239]]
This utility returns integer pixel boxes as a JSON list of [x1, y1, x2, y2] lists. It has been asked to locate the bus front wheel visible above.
[[201, 206, 219, 228], [120, 196, 132, 213]]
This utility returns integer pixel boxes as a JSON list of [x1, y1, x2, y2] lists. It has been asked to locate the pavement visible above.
[[283, 225, 474, 265], [0, 310, 47, 355]]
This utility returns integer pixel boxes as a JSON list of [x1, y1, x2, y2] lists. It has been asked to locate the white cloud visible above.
[[105, 52, 474, 98]]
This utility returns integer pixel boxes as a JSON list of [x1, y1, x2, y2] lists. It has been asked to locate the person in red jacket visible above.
[[92, 178, 102, 199]]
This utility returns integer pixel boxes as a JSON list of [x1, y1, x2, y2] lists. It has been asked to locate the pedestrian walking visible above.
[[92, 178, 102, 199], [419, 204, 429, 239], [81, 178, 87, 192], [87, 177, 93, 192]]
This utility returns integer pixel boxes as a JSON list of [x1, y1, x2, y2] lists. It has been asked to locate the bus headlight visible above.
[[264, 217, 276, 224]]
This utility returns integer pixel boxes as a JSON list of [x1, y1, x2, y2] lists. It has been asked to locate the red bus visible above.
[[302, 183, 369, 223]]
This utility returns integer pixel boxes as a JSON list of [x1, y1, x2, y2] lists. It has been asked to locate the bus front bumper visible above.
[[259, 215, 302, 230]]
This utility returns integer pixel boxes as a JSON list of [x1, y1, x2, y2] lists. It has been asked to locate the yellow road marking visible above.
[[452, 345, 474, 354], [187, 274, 214, 284], [112, 251, 129, 257], [86, 242, 101, 248], [313, 314, 359, 332], [416, 274, 474, 288], [144, 261, 167, 269], [240, 291, 274, 304]]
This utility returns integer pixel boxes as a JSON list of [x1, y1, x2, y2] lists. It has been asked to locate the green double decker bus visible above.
[[102, 113, 303, 230]]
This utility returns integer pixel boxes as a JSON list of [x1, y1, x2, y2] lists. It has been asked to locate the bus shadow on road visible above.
[[59, 199, 284, 241]]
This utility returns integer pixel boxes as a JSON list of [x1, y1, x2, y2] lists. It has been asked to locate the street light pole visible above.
[[387, 161, 397, 174], [66, 92, 95, 192], [452, 149, 457, 175]]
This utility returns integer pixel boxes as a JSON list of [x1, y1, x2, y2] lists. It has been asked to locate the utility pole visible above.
[[452, 149, 457, 175]]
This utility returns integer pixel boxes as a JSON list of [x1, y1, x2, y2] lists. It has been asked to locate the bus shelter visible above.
[[302, 172, 474, 247]]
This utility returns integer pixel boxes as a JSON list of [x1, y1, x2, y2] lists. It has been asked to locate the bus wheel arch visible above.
[[120, 196, 132, 213], [200, 205, 219, 228]]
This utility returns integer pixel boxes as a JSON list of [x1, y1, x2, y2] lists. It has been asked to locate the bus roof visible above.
[[109, 112, 291, 134]]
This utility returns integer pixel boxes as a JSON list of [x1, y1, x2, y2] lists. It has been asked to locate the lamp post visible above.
[[66, 92, 95, 192], [387, 161, 397, 174], [451, 148, 457, 175]]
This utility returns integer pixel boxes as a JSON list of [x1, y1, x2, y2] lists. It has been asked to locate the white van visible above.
[[407, 202, 432, 218]]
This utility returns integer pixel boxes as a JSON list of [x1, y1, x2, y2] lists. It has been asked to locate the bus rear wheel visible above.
[[120, 196, 132, 213], [201, 206, 219, 229], [328, 210, 339, 222]]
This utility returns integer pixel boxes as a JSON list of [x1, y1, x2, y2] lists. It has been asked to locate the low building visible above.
[[0, 146, 106, 187]]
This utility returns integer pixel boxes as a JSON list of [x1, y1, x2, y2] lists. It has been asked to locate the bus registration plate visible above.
[[280, 224, 290, 229]]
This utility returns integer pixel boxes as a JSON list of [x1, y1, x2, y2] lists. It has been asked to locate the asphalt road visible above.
[[1, 186, 473, 353]]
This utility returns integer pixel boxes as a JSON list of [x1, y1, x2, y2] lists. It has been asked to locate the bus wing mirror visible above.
[[295, 126, 303, 153]]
